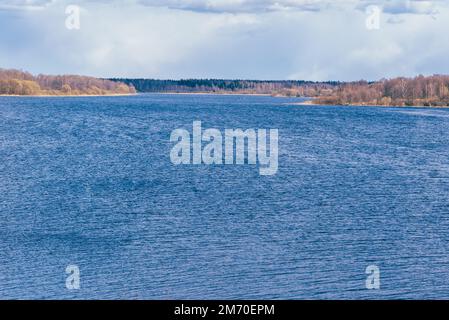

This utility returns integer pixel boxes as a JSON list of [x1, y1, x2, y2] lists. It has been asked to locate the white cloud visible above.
[[0, 0, 448, 80]]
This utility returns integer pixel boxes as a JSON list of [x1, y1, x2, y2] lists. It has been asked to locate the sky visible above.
[[0, 0, 448, 81]]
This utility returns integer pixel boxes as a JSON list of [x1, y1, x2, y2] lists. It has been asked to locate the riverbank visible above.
[[291, 99, 449, 109], [152, 91, 274, 96], [0, 93, 136, 97], [3, 92, 449, 108]]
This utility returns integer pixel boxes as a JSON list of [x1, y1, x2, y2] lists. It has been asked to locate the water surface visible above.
[[1, 94, 449, 299]]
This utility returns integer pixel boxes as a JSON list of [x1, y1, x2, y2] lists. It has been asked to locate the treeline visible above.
[[315, 75, 449, 107], [110, 76, 449, 106], [0, 69, 136, 96], [109, 78, 340, 96], [4, 69, 446, 106]]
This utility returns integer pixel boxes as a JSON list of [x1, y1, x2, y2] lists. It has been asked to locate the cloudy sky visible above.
[[0, 0, 448, 81]]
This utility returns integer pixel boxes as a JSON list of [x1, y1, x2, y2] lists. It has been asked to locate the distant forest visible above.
[[0, 69, 135, 96], [315, 75, 449, 107], [110, 78, 340, 97], [111, 76, 449, 107], [2, 69, 448, 106]]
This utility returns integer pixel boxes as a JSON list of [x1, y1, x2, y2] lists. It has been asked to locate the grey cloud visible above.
[[136, 0, 336, 13], [0, 0, 443, 15], [137, 0, 445, 14], [0, 0, 55, 10], [358, 0, 441, 15]]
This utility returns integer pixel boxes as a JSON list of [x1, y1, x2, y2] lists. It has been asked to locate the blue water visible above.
[[1, 93, 449, 299]]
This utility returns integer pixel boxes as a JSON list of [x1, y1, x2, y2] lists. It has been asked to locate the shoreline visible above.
[[0, 92, 277, 98], [2, 92, 449, 109], [291, 100, 449, 109], [151, 91, 274, 96], [0, 93, 136, 97]]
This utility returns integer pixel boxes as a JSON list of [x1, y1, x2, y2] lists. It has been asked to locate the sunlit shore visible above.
[[291, 100, 449, 108], [0, 93, 136, 97]]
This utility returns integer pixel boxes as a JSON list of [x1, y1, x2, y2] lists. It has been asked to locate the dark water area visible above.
[[1, 93, 449, 299]]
